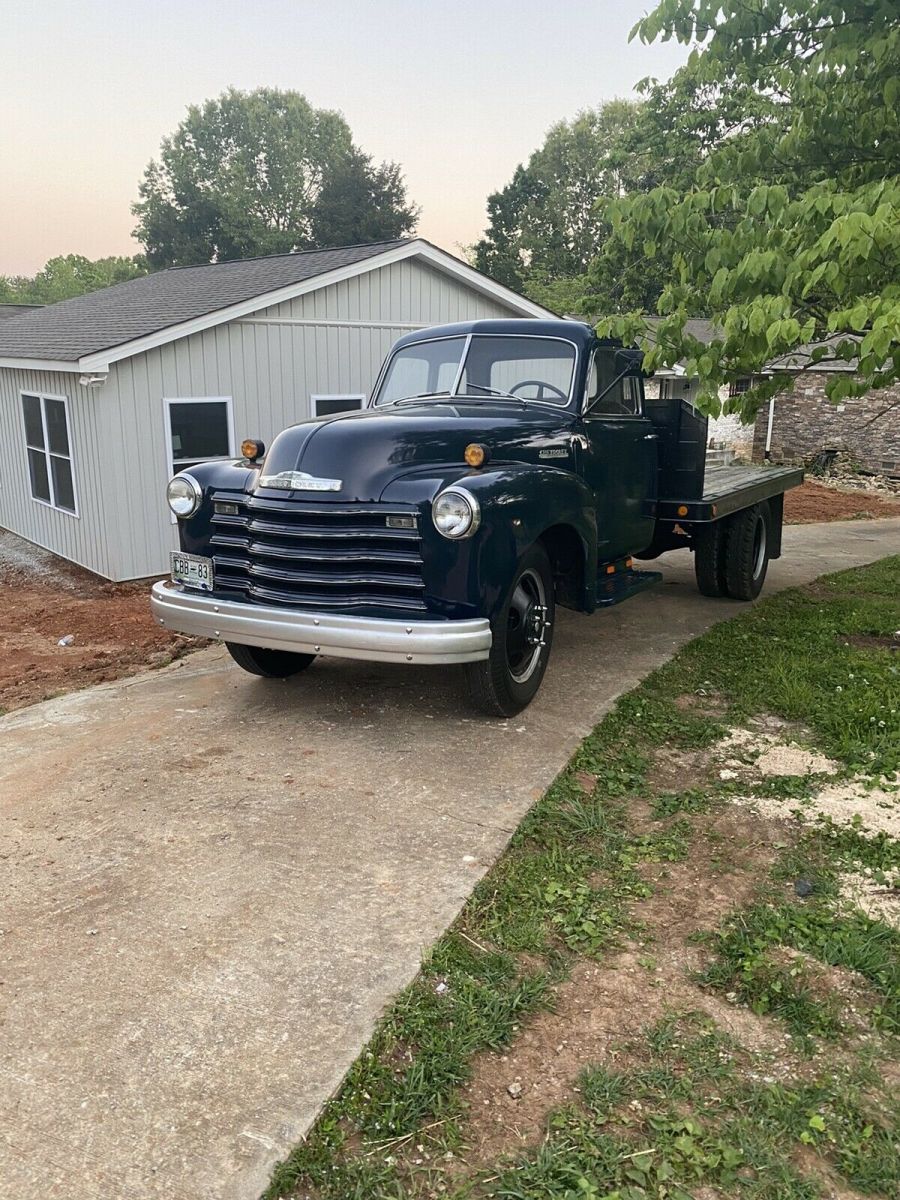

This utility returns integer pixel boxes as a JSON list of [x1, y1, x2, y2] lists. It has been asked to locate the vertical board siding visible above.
[[1, 259, 528, 580], [254, 259, 517, 325], [0, 367, 117, 577]]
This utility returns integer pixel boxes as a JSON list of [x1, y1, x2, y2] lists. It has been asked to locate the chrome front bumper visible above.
[[150, 580, 492, 665]]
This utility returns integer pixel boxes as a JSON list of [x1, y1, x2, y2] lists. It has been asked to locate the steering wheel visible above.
[[510, 379, 568, 403]]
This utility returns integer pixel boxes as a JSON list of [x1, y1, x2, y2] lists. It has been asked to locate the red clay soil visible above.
[[0, 535, 200, 713], [784, 479, 900, 524]]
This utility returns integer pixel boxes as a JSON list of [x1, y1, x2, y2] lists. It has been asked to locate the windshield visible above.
[[374, 335, 577, 407]]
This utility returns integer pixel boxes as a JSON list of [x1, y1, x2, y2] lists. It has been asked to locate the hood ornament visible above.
[[259, 470, 342, 492]]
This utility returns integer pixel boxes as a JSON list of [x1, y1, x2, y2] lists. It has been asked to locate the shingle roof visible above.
[[0, 240, 410, 363], [644, 316, 720, 348], [0, 303, 43, 321], [645, 318, 859, 374]]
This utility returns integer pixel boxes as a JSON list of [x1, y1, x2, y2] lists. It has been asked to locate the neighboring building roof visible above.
[[767, 335, 860, 374], [0, 303, 43, 321], [644, 317, 859, 377], [643, 317, 719, 376], [0, 239, 552, 373], [646, 317, 719, 348]]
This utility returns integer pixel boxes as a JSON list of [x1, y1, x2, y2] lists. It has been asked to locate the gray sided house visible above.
[[0, 239, 552, 580]]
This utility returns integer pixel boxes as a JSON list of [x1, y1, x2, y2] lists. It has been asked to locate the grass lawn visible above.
[[266, 556, 900, 1200]]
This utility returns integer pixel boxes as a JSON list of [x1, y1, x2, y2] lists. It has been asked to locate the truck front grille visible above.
[[208, 495, 427, 612]]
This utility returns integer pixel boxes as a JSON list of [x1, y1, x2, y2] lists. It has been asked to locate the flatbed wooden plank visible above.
[[657, 463, 803, 522], [701, 463, 794, 501]]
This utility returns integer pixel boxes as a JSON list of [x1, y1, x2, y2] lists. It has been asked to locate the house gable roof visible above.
[[0, 240, 552, 372], [643, 317, 858, 377]]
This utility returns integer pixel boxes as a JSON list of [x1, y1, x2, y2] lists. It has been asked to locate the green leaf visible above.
[[748, 186, 768, 217]]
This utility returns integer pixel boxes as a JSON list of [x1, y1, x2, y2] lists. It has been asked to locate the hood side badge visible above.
[[259, 471, 342, 492]]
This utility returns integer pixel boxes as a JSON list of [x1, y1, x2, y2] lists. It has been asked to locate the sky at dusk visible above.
[[0, 0, 689, 276]]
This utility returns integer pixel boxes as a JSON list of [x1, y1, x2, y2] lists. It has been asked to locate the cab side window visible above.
[[622, 375, 642, 415], [585, 350, 642, 417]]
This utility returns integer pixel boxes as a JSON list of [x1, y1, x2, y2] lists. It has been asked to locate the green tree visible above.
[[583, 73, 759, 315], [473, 101, 647, 301], [309, 146, 418, 246], [588, 0, 900, 418], [133, 88, 417, 267], [0, 254, 147, 304]]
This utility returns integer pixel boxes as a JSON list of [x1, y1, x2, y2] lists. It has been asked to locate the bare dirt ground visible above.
[[444, 719, 896, 1193], [785, 479, 900, 523], [456, 803, 788, 1171], [0, 532, 201, 713]]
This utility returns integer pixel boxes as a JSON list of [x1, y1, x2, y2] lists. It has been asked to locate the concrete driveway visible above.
[[2, 518, 898, 1200]]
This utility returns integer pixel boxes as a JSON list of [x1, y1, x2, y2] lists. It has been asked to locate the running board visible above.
[[595, 566, 663, 607]]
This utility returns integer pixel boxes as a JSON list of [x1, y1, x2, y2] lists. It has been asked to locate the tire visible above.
[[225, 642, 316, 677], [723, 503, 771, 601], [464, 543, 555, 717], [693, 520, 728, 597]]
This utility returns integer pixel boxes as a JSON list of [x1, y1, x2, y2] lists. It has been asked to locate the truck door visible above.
[[579, 349, 658, 560]]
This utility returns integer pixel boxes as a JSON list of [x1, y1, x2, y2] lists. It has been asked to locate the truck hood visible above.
[[254, 400, 573, 502]]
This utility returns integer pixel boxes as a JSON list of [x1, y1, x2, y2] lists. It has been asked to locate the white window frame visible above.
[[163, 396, 235, 522], [312, 393, 366, 418], [729, 377, 753, 398], [163, 396, 235, 476], [19, 389, 79, 517]]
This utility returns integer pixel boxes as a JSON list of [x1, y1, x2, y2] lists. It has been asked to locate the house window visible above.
[[164, 398, 234, 475], [21, 392, 78, 515], [729, 377, 752, 397], [313, 394, 365, 417]]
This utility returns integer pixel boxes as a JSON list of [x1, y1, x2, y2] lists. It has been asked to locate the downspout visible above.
[[764, 396, 775, 461]]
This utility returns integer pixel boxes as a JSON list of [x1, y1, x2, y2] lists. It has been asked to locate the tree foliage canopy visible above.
[[0, 254, 147, 305], [587, 0, 900, 417], [473, 102, 654, 304], [133, 88, 418, 267]]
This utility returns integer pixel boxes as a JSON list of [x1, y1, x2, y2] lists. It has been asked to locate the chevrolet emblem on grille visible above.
[[259, 471, 342, 492]]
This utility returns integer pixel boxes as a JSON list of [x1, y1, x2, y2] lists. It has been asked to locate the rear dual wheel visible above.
[[694, 503, 771, 601]]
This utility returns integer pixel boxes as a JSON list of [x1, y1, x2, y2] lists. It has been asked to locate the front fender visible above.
[[382, 462, 597, 620], [464, 465, 597, 615]]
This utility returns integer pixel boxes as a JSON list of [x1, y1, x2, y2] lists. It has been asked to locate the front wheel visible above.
[[225, 642, 316, 677], [464, 544, 555, 717]]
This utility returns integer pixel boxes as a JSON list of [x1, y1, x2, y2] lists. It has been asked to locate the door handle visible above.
[[643, 433, 658, 440]]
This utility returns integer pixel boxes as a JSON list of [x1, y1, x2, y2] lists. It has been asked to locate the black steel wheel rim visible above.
[[752, 514, 767, 580], [506, 567, 548, 683]]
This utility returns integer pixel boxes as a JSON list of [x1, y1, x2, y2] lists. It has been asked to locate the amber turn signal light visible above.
[[464, 443, 489, 468], [241, 438, 266, 462]]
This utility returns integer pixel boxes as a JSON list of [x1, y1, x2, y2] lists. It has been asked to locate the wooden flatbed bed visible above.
[[656, 464, 804, 523]]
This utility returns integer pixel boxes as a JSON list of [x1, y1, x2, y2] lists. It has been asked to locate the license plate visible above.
[[171, 551, 214, 591]]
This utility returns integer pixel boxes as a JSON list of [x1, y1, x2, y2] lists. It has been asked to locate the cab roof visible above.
[[391, 318, 602, 354]]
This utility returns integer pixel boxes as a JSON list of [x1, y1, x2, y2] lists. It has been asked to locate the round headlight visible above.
[[166, 473, 202, 518], [433, 487, 480, 539]]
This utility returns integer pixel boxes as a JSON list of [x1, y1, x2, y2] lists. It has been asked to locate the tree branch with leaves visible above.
[[585, 0, 900, 419]]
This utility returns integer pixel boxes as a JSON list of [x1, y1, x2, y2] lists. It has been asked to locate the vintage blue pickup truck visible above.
[[151, 319, 802, 715]]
